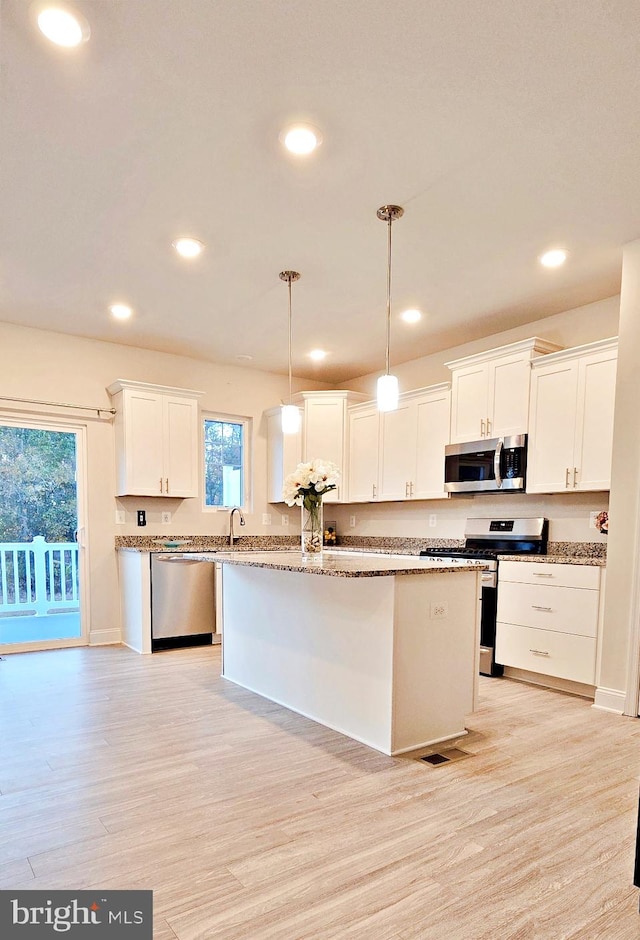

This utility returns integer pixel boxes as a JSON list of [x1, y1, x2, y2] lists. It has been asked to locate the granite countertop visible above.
[[189, 549, 488, 578], [498, 553, 606, 567]]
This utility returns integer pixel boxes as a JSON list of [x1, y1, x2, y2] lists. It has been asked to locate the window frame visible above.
[[201, 411, 252, 512]]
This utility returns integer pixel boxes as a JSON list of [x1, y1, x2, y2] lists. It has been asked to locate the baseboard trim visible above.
[[89, 628, 121, 646], [593, 686, 626, 714], [502, 666, 595, 699]]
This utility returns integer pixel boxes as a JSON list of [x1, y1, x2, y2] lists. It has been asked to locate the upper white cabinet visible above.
[[446, 338, 562, 444], [348, 402, 380, 502], [266, 390, 367, 503], [302, 391, 368, 502], [347, 384, 451, 503], [379, 385, 451, 501], [526, 338, 618, 493], [265, 406, 302, 503], [108, 380, 203, 497]]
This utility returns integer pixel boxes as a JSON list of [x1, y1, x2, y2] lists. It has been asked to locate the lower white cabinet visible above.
[[496, 560, 602, 685]]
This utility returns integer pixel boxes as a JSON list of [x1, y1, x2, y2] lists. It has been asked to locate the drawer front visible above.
[[496, 623, 596, 684], [498, 560, 600, 590], [497, 581, 599, 637]]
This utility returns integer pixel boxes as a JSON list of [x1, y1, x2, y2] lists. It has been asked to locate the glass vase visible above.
[[301, 498, 323, 556]]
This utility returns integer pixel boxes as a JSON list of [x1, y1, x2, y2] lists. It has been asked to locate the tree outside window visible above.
[[203, 417, 246, 508]]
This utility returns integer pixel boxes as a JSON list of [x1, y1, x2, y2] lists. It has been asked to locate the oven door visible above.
[[479, 568, 503, 676]]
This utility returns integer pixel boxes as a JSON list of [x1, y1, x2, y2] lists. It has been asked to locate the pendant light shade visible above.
[[376, 204, 404, 413], [376, 373, 399, 412], [279, 270, 301, 435]]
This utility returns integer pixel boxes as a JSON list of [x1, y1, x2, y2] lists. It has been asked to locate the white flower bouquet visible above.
[[283, 460, 340, 554], [282, 459, 340, 508]]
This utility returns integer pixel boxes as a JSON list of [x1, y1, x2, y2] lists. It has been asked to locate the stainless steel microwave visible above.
[[444, 434, 527, 494]]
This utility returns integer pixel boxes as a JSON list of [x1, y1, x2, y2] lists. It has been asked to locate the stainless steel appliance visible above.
[[444, 434, 527, 494], [420, 517, 548, 676], [151, 554, 216, 651]]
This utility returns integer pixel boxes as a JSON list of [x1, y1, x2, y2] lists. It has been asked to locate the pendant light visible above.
[[376, 204, 404, 412], [280, 270, 301, 434]]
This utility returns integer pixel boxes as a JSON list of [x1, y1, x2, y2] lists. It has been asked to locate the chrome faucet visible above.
[[229, 506, 246, 547]]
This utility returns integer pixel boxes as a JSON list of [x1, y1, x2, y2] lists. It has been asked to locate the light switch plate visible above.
[[429, 514, 437, 527], [349, 515, 356, 528], [262, 513, 272, 525], [282, 514, 289, 526], [161, 511, 172, 525]]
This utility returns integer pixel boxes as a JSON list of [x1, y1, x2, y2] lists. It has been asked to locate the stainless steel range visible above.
[[420, 517, 548, 676]]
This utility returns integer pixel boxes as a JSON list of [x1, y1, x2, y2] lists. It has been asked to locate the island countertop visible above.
[[192, 549, 487, 578]]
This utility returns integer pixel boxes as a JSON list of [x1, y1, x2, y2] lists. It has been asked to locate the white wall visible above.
[[0, 321, 328, 644], [346, 295, 620, 396]]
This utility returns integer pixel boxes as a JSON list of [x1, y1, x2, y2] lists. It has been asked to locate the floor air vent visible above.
[[419, 747, 470, 765]]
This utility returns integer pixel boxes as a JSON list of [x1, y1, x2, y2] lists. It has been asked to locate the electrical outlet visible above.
[[430, 601, 448, 620], [349, 515, 356, 528], [262, 513, 272, 526], [161, 511, 172, 525], [429, 514, 437, 527], [115, 510, 126, 525], [282, 514, 289, 526], [589, 511, 598, 529]]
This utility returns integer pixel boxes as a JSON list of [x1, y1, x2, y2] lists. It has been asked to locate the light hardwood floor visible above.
[[0, 644, 639, 939]]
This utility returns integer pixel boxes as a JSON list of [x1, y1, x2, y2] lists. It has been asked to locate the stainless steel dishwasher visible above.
[[151, 553, 216, 651]]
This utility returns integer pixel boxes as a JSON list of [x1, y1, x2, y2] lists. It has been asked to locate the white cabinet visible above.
[[348, 403, 380, 501], [266, 391, 367, 503], [108, 380, 202, 497], [526, 338, 617, 493], [379, 385, 451, 501], [347, 385, 451, 503], [265, 406, 302, 503], [496, 560, 603, 686], [446, 337, 561, 444]]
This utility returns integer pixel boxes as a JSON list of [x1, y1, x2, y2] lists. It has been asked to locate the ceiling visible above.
[[1, 1, 638, 383]]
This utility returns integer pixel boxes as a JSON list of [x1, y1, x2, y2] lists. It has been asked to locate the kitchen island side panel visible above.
[[391, 570, 481, 753], [221, 565, 396, 753]]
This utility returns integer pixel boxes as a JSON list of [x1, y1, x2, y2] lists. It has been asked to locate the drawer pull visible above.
[[529, 648, 550, 656], [533, 572, 554, 578], [531, 605, 552, 612]]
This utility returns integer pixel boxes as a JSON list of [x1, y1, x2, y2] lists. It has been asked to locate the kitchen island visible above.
[[214, 550, 483, 756]]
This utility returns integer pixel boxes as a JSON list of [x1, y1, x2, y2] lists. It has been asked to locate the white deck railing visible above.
[[0, 537, 79, 617]]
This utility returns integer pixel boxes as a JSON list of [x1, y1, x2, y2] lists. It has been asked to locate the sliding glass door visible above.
[[0, 420, 87, 650]]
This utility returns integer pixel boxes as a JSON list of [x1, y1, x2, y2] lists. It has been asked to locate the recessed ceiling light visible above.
[[539, 248, 568, 268], [401, 308, 422, 324], [309, 349, 327, 361], [172, 237, 205, 259], [280, 124, 323, 155], [37, 6, 90, 47], [109, 304, 133, 321]]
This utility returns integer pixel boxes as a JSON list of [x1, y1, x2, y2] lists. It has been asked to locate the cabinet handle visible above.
[[159, 477, 163, 493], [533, 572, 554, 578], [166, 478, 169, 494], [405, 482, 410, 497], [481, 418, 486, 437], [486, 417, 491, 436], [565, 467, 571, 488], [573, 467, 578, 487], [372, 483, 377, 499], [531, 605, 553, 612], [410, 481, 414, 497], [529, 648, 550, 656]]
